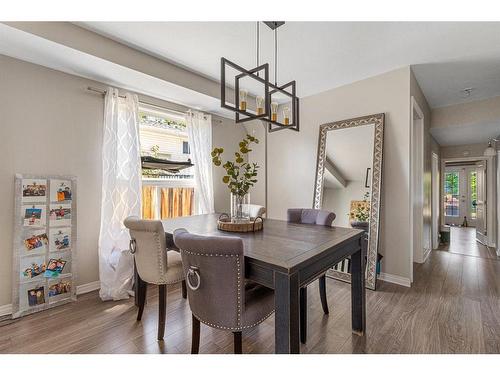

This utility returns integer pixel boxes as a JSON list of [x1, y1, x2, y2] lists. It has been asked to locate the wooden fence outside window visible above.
[[142, 184, 195, 219]]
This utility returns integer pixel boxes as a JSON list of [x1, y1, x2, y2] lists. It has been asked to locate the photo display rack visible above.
[[11, 174, 77, 318]]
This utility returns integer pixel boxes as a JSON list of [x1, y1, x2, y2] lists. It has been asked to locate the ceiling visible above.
[[324, 125, 374, 189], [79, 22, 500, 106], [430, 121, 499, 146], [0, 23, 234, 118]]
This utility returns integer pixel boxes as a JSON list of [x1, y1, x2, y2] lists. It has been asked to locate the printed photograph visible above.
[[49, 204, 71, 227], [44, 258, 67, 278], [50, 179, 72, 202], [22, 204, 46, 227], [23, 230, 48, 252], [48, 280, 71, 297], [21, 179, 47, 203], [49, 228, 71, 251], [20, 256, 47, 281], [27, 286, 45, 307]]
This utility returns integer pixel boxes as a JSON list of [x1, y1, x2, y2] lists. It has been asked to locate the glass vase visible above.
[[230, 193, 250, 223]]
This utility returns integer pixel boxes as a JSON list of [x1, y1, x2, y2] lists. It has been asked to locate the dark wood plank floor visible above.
[[1, 231, 498, 354]]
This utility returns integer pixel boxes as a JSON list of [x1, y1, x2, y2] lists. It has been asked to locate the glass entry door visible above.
[[444, 165, 481, 227]]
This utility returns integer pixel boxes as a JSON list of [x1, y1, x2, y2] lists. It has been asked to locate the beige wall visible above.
[[440, 142, 488, 159], [432, 95, 500, 129], [263, 67, 412, 281], [0, 54, 246, 307]]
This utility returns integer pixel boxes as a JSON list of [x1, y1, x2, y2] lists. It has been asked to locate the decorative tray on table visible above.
[[217, 213, 263, 233]]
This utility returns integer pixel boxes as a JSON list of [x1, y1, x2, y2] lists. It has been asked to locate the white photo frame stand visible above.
[[11, 174, 77, 318]]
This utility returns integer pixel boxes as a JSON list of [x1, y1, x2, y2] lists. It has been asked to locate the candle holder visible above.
[[283, 106, 290, 125], [271, 102, 278, 122], [256, 96, 264, 115], [239, 89, 248, 111]]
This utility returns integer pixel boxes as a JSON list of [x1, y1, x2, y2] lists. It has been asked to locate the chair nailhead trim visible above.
[[192, 310, 275, 331]]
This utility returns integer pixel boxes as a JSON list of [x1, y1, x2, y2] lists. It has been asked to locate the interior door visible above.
[[475, 162, 487, 244]]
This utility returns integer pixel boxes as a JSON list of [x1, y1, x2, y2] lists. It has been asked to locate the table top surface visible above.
[[162, 214, 363, 272]]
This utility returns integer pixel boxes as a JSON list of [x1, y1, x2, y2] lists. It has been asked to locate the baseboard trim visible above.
[[76, 280, 101, 295], [0, 280, 100, 317], [378, 272, 411, 288], [0, 304, 12, 317]]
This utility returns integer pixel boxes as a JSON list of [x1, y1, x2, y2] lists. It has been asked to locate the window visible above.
[[139, 105, 195, 219], [444, 171, 459, 217]]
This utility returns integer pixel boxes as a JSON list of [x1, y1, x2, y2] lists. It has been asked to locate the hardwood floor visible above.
[[1, 236, 498, 354], [444, 226, 497, 259]]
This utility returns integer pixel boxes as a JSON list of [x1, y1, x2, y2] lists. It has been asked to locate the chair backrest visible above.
[[123, 216, 168, 285], [243, 204, 266, 218], [173, 228, 244, 330], [287, 208, 336, 226]]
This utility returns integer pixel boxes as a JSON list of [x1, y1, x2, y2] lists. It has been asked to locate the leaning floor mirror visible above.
[[313, 113, 384, 290]]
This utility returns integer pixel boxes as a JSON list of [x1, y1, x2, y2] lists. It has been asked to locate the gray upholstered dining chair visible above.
[[124, 216, 187, 341], [243, 204, 266, 219], [173, 228, 274, 354], [287, 208, 336, 344]]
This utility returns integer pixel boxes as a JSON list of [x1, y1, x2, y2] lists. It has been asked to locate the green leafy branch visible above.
[[211, 134, 260, 197]]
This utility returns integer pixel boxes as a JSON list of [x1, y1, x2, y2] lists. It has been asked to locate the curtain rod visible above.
[[86, 86, 223, 122]]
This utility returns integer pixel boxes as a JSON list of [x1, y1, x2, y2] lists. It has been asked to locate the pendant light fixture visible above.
[[220, 21, 299, 132], [484, 138, 498, 156]]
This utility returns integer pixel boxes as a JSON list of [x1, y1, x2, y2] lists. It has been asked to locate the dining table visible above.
[[138, 213, 366, 354]]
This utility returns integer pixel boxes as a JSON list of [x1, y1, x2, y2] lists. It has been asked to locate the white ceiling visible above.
[[0, 23, 234, 118], [324, 125, 374, 189], [79, 22, 500, 105]]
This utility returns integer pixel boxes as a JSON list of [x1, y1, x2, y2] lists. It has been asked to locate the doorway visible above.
[[410, 97, 430, 283], [442, 158, 489, 247], [431, 152, 440, 249]]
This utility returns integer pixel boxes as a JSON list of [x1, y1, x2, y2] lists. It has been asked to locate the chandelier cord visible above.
[[274, 27, 278, 86], [256, 22, 260, 77]]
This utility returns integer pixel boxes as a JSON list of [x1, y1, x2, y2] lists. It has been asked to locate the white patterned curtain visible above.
[[186, 110, 215, 214], [98, 88, 142, 301]]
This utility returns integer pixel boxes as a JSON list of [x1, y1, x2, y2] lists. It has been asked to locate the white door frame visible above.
[[431, 152, 440, 249], [441, 155, 496, 248], [409, 97, 425, 283]]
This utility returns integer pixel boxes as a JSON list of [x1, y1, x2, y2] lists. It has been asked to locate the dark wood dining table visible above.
[[153, 213, 365, 354]]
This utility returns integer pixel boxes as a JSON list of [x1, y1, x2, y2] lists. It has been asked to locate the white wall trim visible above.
[[0, 304, 12, 317], [378, 272, 411, 288], [75, 280, 101, 295], [0, 280, 100, 317]]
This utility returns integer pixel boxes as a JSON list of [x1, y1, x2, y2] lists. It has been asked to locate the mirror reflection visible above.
[[322, 124, 374, 230]]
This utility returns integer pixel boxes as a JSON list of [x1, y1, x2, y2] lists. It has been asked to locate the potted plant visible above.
[[350, 191, 370, 231], [211, 134, 259, 222]]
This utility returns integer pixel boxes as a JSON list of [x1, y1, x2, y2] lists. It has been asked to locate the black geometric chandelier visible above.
[[220, 21, 299, 132]]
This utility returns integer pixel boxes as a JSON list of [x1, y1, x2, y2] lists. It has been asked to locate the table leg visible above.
[[351, 243, 366, 335], [274, 271, 300, 354]]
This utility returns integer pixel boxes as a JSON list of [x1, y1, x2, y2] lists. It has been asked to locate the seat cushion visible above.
[[242, 281, 274, 329], [163, 250, 185, 285]]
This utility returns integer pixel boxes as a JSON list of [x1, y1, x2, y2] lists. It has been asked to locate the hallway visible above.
[[442, 227, 497, 259]]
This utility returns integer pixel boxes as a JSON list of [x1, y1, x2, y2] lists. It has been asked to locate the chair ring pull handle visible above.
[[129, 238, 137, 254], [186, 266, 201, 291]]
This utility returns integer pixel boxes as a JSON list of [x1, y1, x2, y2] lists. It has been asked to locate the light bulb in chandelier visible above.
[[239, 89, 248, 111], [256, 96, 264, 115], [270, 102, 278, 122], [283, 106, 290, 125]]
